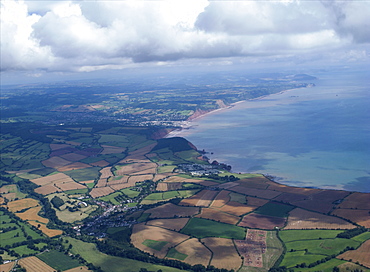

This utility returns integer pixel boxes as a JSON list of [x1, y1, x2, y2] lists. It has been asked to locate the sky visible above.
[[1, 0, 370, 84]]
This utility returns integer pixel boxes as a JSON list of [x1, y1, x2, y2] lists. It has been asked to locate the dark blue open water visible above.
[[174, 69, 370, 192]]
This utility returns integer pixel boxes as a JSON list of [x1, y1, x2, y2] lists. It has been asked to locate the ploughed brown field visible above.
[[332, 209, 370, 228], [131, 223, 189, 259], [172, 238, 211, 266], [202, 237, 242, 271], [208, 190, 229, 207], [195, 207, 240, 225], [285, 208, 356, 229], [338, 192, 370, 209], [337, 239, 370, 268], [230, 186, 282, 199], [238, 213, 286, 229], [146, 218, 189, 231], [147, 203, 200, 218], [290, 190, 351, 214]]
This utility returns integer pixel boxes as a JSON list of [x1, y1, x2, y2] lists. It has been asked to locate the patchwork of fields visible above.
[[1, 123, 369, 272]]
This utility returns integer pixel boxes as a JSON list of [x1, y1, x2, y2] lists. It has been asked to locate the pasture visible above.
[[66, 237, 183, 272], [254, 202, 294, 218], [37, 250, 81, 271], [180, 217, 245, 239], [279, 230, 343, 243]]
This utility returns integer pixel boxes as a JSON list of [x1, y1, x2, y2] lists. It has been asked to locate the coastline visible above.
[[165, 87, 303, 138]]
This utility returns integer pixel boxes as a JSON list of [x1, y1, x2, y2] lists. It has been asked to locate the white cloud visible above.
[[1, 0, 369, 74]]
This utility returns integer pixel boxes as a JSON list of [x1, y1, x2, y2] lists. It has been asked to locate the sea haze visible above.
[[176, 69, 370, 192]]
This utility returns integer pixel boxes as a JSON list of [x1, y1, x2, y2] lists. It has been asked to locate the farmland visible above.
[[1, 116, 369, 272]]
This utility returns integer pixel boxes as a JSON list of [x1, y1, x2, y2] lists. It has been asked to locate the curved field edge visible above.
[[65, 237, 185, 272]]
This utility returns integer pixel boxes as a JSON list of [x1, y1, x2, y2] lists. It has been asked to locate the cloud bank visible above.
[[1, 0, 369, 73]]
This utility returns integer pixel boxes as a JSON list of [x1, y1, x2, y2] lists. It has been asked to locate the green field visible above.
[[351, 231, 370, 242], [37, 250, 81, 271], [254, 202, 295, 217], [180, 217, 246, 239], [280, 251, 327, 268], [66, 237, 186, 272], [64, 167, 101, 181], [142, 239, 168, 251], [166, 248, 188, 261], [121, 188, 140, 198], [279, 230, 343, 243], [285, 238, 360, 256], [295, 258, 347, 272], [229, 192, 247, 204]]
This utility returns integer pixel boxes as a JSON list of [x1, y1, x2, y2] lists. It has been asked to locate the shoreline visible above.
[[165, 87, 302, 138]]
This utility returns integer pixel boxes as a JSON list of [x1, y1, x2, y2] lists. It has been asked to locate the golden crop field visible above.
[[34, 184, 61, 195], [7, 198, 39, 212], [128, 174, 154, 184], [147, 203, 200, 218], [156, 182, 168, 191], [19, 257, 54, 272], [64, 266, 91, 272], [131, 223, 189, 258], [90, 187, 115, 198], [195, 190, 219, 207], [115, 162, 157, 176], [31, 172, 73, 186], [180, 189, 219, 207], [210, 190, 231, 208], [28, 221, 63, 237], [146, 218, 189, 231], [202, 237, 242, 271], [285, 208, 356, 229], [218, 201, 255, 216], [195, 208, 240, 225], [130, 167, 157, 175], [57, 162, 91, 172], [172, 238, 211, 266], [95, 178, 108, 188], [0, 261, 14, 272], [99, 167, 113, 179], [56, 181, 87, 191], [337, 239, 370, 268], [16, 206, 48, 224]]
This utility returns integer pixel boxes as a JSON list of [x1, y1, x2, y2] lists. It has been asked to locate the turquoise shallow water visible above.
[[175, 70, 370, 192]]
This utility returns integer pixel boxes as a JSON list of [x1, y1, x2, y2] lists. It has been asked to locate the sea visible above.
[[171, 68, 370, 193]]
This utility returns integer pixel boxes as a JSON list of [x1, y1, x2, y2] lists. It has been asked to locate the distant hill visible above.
[[289, 74, 317, 81], [153, 137, 197, 152]]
